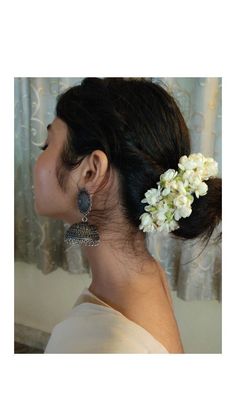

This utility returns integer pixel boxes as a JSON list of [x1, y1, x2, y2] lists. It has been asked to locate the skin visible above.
[[33, 117, 184, 353]]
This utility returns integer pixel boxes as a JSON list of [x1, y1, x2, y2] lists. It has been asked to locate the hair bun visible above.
[[172, 177, 222, 242]]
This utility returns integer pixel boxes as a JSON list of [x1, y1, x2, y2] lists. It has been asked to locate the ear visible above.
[[80, 150, 109, 192]]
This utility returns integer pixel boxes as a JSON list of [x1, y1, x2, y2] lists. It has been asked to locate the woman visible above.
[[33, 78, 221, 354]]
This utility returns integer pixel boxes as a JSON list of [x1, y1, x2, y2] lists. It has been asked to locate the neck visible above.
[[82, 231, 163, 299]]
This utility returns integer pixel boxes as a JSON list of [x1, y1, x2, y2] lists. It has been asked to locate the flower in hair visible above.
[[139, 153, 218, 234]]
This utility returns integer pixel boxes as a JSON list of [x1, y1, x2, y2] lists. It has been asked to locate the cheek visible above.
[[33, 155, 59, 214]]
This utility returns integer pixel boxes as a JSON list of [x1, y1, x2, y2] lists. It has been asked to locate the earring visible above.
[[64, 187, 100, 246]]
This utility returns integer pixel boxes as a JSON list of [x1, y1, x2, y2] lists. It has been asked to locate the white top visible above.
[[44, 287, 169, 354]]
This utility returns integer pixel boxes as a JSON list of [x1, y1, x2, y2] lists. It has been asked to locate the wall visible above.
[[14, 261, 221, 353]]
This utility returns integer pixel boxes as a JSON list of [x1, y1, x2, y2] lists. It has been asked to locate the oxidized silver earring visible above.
[[64, 187, 100, 246]]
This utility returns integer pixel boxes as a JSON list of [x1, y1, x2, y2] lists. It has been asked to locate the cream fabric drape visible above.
[[14, 77, 222, 300]]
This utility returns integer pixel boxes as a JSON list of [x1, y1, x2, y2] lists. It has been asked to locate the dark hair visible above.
[[55, 77, 221, 249]]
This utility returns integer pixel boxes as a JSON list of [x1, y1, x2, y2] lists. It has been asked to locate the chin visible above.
[[34, 199, 50, 217], [34, 201, 47, 217], [33, 198, 78, 224]]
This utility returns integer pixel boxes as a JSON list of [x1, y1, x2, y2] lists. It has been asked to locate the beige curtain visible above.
[[14, 77, 222, 301]]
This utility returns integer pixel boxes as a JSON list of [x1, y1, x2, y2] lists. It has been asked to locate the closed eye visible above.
[[39, 143, 48, 151]]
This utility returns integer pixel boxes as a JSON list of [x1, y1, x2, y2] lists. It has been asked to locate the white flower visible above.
[[143, 204, 156, 214], [160, 170, 178, 195], [153, 200, 170, 222], [182, 169, 194, 181], [141, 185, 162, 205], [173, 194, 189, 208], [186, 172, 202, 189], [174, 205, 192, 221], [179, 154, 218, 181], [139, 213, 156, 233], [174, 210, 181, 221], [189, 153, 205, 169], [157, 219, 179, 233], [160, 169, 178, 183], [187, 194, 194, 204], [139, 152, 218, 235], [194, 181, 208, 198], [168, 219, 180, 232], [171, 179, 189, 194], [178, 155, 197, 170], [178, 153, 208, 172], [180, 206, 192, 217], [162, 187, 171, 196], [202, 158, 218, 179]]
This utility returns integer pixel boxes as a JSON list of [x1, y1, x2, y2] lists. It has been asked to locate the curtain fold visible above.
[[14, 77, 222, 300]]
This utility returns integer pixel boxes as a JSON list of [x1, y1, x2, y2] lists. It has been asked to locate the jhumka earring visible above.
[[64, 187, 100, 246]]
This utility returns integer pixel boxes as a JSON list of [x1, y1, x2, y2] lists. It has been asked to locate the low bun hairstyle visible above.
[[55, 77, 221, 246]]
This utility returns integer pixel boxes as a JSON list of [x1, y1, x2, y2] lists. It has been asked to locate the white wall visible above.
[[14, 261, 221, 353]]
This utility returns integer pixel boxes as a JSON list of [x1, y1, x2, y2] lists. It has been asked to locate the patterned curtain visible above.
[[14, 77, 222, 301]]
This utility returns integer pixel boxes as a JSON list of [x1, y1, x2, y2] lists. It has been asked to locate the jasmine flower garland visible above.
[[139, 153, 219, 234]]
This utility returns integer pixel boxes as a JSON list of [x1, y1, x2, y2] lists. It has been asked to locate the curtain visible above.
[[14, 77, 222, 301]]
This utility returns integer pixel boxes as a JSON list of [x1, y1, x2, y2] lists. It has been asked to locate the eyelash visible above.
[[39, 143, 48, 151]]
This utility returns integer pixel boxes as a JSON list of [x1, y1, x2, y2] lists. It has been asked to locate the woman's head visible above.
[[33, 77, 221, 251]]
